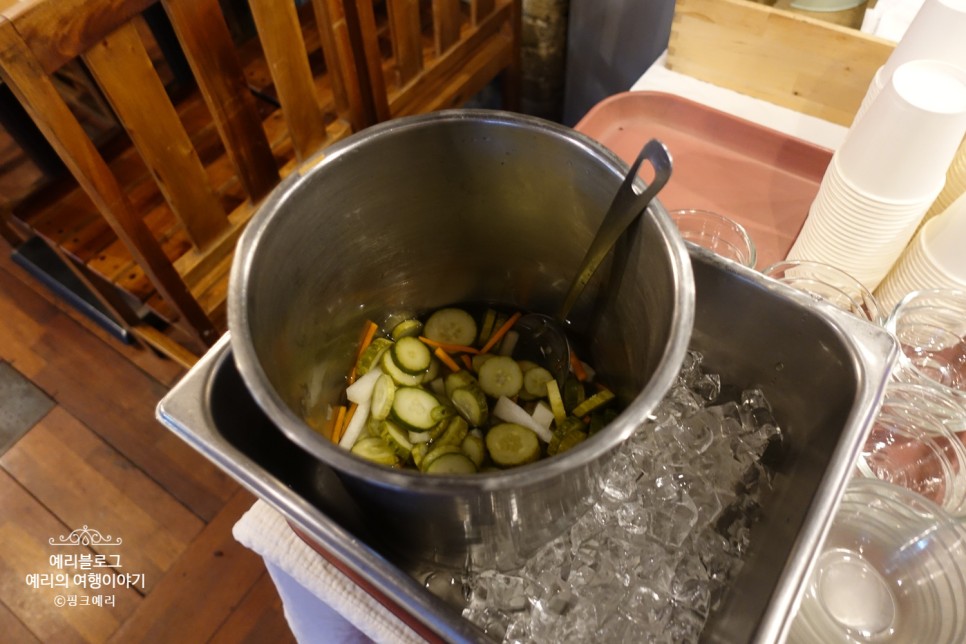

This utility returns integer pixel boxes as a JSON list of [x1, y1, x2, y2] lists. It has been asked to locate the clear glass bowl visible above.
[[670, 209, 757, 268], [885, 289, 966, 412], [763, 259, 885, 324], [788, 478, 966, 643]]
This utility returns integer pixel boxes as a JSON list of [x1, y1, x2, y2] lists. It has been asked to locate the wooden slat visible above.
[[388, 2, 512, 115], [668, 0, 894, 126], [208, 572, 296, 644], [108, 490, 271, 643], [432, 0, 462, 56], [83, 19, 229, 250], [0, 469, 141, 642], [0, 267, 239, 521], [471, 0, 495, 25], [0, 248, 186, 387], [311, 0, 351, 114], [0, 18, 218, 346], [0, 0, 155, 74], [248, 0, 329, 163], [0, 407, 206, 594], [161, 0, 279, 202], [345, 0, 392, 125], [387, 0, 424, 83]]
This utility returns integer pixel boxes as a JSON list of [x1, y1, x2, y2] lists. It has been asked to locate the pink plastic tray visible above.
[[575, 91, 834, 269]]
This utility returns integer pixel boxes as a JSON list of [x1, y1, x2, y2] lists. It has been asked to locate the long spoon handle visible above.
[[557, 139, 673, 320]]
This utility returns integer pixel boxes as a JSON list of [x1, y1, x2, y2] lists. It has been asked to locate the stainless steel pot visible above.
[[227, 110, 695, 571]]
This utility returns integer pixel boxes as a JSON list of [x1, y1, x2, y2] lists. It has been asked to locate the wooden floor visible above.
[[0, 233, 297, 642]]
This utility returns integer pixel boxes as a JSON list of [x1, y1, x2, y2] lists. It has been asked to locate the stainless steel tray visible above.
[[157, 248, 898, 643]]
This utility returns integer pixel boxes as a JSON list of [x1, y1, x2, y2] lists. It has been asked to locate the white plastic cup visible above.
[[881, 0, 966, 83], [837, 59, 966, 202], [922, 191, 966, 280]]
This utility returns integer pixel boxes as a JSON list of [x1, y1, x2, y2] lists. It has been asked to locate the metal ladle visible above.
[[514, 139, 674, 382]]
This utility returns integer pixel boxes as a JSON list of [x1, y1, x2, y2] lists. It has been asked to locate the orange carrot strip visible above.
[[434, 346, 462, 372], [418, 336, 480, 355], [570, 351, 588, 382], [480, 311, 522, 354], [348, 320, 379, 384], [460, 354, 474, 370], [336, 403, 359, 444], [330, 405, 347, 443]]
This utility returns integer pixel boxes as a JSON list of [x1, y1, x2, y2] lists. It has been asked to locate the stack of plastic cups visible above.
[[787, 59, 966, 291], [854, 0, 966, 121], [853, 0, 966, 230], [876, 191, 966, 311]]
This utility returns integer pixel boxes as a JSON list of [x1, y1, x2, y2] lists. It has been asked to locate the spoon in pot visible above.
[[514, 139, 674, 383]]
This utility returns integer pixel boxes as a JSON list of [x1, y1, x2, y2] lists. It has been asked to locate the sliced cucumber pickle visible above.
[[391, 386, 444, 430], [391, 318, 423, 340], [485, 423, 540, 468], [425, 452, 477, 475], [478, 356, 523, 398], [351, 436, 399, 466], [423, 307, 477, 346], [392, 336, 432, 375], [355, 337, 392, 376]]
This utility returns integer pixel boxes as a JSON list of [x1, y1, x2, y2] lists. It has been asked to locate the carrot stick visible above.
[[480, 311, 522, 354], [570, 351, 588, 382], [434, 346, 462, 372], [460, 354, 474, 371], [348, 320, 379, 384], [330, 405, 347, 443], [418, 336, 480, 355]]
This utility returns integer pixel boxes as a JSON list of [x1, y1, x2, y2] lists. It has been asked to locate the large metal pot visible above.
[[227, 110, 694, 571]]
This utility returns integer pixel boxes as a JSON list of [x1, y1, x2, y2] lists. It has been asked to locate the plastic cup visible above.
[[763, 260, 886, 323], [856, 391, 966, 514], [788, 478, 966, 643], [921, 191, 966, 281], [837, 60, 966, 203], [881, 0, 966, 83], [885, 289, 966, 412], [669, 209, 757, 268]]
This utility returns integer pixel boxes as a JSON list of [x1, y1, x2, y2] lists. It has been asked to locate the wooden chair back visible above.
[[351, 0, 521, 123], [0, 0, 359, 359]]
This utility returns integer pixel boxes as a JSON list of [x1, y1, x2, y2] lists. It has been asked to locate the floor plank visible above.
[[0, 243, 186, 388], [0, 406, 205, 593], [108, 490, 277, 644], [209, 571, 297, 644], [0, 601, 40, 644], [0, 469, 141, 643], [0, 267, 238, 520]]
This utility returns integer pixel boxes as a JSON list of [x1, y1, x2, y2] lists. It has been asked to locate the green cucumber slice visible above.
[[435, 416, 469, 447], [477, 356, 523, 398], [380, 350, 423, 386], [523, 366, 554, 399], [350, 436, 399, 466], [419, 444, 463, 472], [390, 386, 444, 430], [370, 374, 395, 420], [355, 337, 392, 376], [444, 370, 479, 397], [485, 423, 540, 468], [460, 433, 486, 468], [391, 336, 432, 375], [572, 388, 615, 417], [423, 308, 477, 346], [425, 452, 477, 475], [379, 420, 413, 460], [450, 386, 489, 427], [391, 318, 423, 340]]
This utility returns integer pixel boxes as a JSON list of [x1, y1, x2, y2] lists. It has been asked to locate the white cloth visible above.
[[233, 500, 422, 644]]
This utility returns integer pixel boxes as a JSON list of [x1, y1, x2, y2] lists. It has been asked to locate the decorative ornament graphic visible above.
[[49, 525, 123, 547]]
